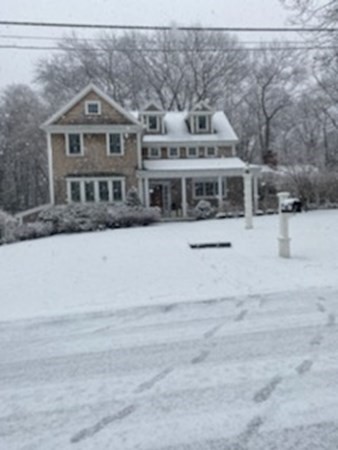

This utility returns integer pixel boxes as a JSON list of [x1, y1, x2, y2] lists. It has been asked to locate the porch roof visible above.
[[138, 158, 261, 179]]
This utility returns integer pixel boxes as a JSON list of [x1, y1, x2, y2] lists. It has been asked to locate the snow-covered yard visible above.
[[0, 211, 338, 449], [0, 210, 338, 321]]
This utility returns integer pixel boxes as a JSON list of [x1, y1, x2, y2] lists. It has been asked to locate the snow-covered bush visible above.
[[38, 203, 160, 234], [125, 186, 142, 207], [0, 210, 18, 244], [192, 200, 215, 220], [13, 222, 55, 241]]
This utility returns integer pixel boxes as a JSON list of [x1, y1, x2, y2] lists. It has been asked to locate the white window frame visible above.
[[85, 101, 101, 115], [67, 177, 126, 203], [187, 146, 198, 158], [148, 147, 161, 159], [168, 146, 180, 159], [193, 178, 222, 199], [106, 133, 124, 156], [66, 133, 84, 156], [147, 115, 160, 132], [205, 146, 217, 157], [196, 115, 208, 132]]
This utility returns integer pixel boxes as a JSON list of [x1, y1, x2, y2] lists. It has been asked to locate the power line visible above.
[[0, 44, 335, 52], [0, 20, 337, 33]]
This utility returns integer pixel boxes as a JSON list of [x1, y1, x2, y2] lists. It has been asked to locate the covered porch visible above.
[[137, 158, 261, 218]]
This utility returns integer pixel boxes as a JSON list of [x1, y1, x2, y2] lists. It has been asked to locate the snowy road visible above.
[[1, 288, 338, 449]]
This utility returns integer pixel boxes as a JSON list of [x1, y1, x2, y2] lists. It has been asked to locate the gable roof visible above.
[[141, 102, 164, 113], [189, 100, 214, 114], [42, 83, 143, 128]]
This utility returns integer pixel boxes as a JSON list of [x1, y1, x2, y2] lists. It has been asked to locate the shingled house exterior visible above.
[[42, 84, 260, 217]]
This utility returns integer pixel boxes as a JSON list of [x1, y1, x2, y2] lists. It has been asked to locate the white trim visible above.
[[85, 100, 101, 115], [106, 132, 124, 156], [42, 83, 143, 128], [168, 146, 180, 159], [66, 133, 84, 156], [137, 132, 142, 169], [146, 115, 161, 132], [47, 132, 55, 204], [67, 176, 125, 203], [148, 147, 161, 159], [43, 124, 142, 133]]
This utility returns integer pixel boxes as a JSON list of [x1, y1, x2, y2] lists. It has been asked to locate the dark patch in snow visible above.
[[136, 367, 173, 393], [236, 300, 245, 308], [204, 323, 223, 339], [253, 376, 283, 403], [235, 310, 248, 322], [240, 415, 264, 443], [191, 350, 210, 365], [296, 359, 313, 375], [70, 404, 136, 444], [310, 335, 323, 347], [162, 304, 177, 313], [327, 313, 336, 327], [316, 303, 326, 313]]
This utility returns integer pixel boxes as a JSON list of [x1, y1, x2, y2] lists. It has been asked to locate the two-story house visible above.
[[42, 84, 260, 217]]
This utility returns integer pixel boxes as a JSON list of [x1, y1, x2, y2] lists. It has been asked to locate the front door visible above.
[[150, 182, 171, 216]]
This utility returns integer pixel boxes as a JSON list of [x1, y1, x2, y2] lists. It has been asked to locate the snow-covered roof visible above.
[[142, 111, 238, 144], [141, 158, 261, 176]]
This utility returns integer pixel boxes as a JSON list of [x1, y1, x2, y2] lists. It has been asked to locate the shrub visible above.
[[0, 210, 18, 244], [125, 187, 142, 207], [192, 200, 215, 220]]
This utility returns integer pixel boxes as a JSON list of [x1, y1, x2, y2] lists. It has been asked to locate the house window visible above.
[[67, 133, 82, 155], [108, 133, 123, 155], [148, 115, 159, 131], [168, 147, 179, 158], [149, 147, 161, 158], [98, 181, 109, 202], [206, 146, 217, 157], [187, 147, 197, 158], [193, 179, 219, 198], [67, 177, 125, 203], [85, 181, 95, 202], [112, 180, 122, 201], [70, 181, 81, 202], [197, 115, 208, 131], [85, 101, 101, 115]]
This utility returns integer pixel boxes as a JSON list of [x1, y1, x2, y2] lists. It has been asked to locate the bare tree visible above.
[[0, 85, 48, 213]]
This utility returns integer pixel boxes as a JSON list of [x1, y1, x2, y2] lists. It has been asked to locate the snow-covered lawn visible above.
[[1, 211, 338, 449], [0, 210, 338, 321]]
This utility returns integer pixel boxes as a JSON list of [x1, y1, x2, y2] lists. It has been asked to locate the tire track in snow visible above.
[[253, 375, 283, 403], [135, 367, 173, 393], [70, 404, 136, 444]]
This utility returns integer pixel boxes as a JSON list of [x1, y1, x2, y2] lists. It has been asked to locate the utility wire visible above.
[[0, 44, 334, 52], [0, 20, 337, 33]]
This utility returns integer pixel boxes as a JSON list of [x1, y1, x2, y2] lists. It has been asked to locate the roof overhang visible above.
[[42, 124, 143, 133], [137, 158, 261, 179]]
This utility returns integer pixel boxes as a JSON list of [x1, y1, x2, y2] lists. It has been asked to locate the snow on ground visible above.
[[1, 210, 338, 449], [0, 210, 338, 321]]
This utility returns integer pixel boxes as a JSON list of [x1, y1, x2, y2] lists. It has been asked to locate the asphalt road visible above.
[[1, 288, 338, 449]]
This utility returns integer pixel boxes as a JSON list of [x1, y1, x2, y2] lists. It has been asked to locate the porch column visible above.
[[138, 178, 144, 205], [144, 177, 150, 208], [253, 175, 259, 214], [181, 177, 187, 218], [217, 176, 223, 211], [243, 165, 253, 229]]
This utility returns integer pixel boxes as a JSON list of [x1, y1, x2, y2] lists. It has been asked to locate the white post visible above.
[[144, 178, 150, 208], [253, 175, 259, 214], [218, 176, 223, 211], [277, 192, 291, 258], [181, 177, 187, 218], [244, 164, 253, 229], [138, 178, 144, 205]]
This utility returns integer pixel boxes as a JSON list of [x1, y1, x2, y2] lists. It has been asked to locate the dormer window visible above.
[[197, 115, 207, 131], [148, 115, 159, 131], [85, 101, 101, 115]]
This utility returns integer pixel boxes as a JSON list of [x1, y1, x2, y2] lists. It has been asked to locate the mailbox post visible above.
[[278, 192, 291, 258], [244, 164, 253, 230], [277, 192, 302, 258]]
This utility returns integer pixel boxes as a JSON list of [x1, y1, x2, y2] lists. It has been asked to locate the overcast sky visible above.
[[0, 0, 291, 89]]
